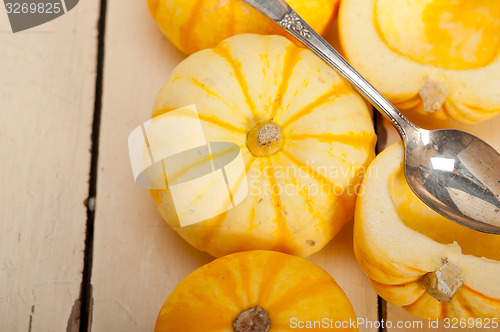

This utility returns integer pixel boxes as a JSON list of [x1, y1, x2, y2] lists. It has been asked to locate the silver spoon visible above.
[[244, 0, 500, 233]]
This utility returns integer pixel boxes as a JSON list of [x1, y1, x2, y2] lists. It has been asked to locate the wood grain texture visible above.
[[90, 0, 209, 330], [91, 3, 378, 331], [379, 114, 500, 332], [309, 222, 379, 331], [0, 1, 100, 331]]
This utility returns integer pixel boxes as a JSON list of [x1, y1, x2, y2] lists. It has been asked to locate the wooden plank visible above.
[[378, 114, 500, 332], [0, 1, 100, 331], [91, 3, 378, 331], [309, 222, 379, 331], [90, 1, 204, 330]]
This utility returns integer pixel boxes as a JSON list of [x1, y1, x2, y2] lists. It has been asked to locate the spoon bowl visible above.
[[243, 0, 500, 233], [405, 128, 500, 233]]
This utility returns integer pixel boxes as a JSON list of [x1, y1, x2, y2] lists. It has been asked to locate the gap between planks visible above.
[[374, 110, 389, 332], [79, 0, 108, 331]]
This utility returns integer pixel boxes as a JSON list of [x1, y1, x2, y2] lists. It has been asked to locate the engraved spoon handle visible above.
[[243, 0, 419, 139]]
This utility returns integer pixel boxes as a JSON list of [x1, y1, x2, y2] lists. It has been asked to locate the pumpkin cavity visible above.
[[374, 0, 500, 70], [389, 166, 500, 261]]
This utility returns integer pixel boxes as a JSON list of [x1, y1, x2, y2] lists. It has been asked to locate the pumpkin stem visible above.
[[257, 124, 281, 146], [247, 121, 284, 157], [233, 306, 271, 332], [419, 77, 448, 113], [422, 258, 463, 303]]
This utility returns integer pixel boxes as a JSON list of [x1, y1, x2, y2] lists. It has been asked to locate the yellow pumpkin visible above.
[[354, 142, 500, 320], [150, 34, 376, 257], [147, 0, 339, 54], [155, 250, 358, 331], [339, 0, 500, 123]]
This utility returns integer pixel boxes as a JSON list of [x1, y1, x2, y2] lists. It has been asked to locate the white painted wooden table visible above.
[[0, 1, 498, 331]]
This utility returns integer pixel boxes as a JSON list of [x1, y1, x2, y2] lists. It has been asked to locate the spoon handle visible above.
[[243, 0, 419, 139]]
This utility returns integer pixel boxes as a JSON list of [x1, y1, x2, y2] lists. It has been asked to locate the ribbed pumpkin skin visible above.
[[150, 34, 376, 258], [147, 0, 339, 54], [154, 250, 358, 332], [339, 0, 500, 123], [354, 142, 500, 320]]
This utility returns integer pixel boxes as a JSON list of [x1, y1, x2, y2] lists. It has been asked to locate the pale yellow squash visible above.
[[151, 34, 376, 257], [354, 142, 500, 319], [339, 0, 500, 123]]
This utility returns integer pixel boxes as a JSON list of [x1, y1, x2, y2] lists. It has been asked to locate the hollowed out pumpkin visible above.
[[354, 142, 500, 320], [339, 0, 500, 123]]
